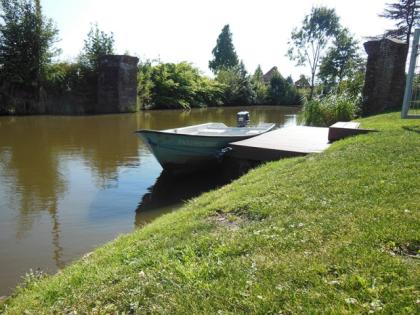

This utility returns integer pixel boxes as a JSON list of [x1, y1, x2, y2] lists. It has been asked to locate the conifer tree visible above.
[[380, 0, 419, 46], [209, 24, 239, 73]]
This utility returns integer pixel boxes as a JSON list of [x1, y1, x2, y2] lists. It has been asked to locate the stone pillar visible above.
[[97, 55, 139, 113], [361, 37, 407, 116]]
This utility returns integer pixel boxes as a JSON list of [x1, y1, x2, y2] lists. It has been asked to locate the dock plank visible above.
[[229, 126, 330, 161]]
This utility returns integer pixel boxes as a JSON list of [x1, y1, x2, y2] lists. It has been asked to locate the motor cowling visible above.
[[237, 111, 250, 127]]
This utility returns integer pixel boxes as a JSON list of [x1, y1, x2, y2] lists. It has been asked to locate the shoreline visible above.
[[0, 104, 302, 117], [2, 111, 419, 313]]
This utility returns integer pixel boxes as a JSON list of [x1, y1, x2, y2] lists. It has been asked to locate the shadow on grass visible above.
[[402, 125, 420, 134]]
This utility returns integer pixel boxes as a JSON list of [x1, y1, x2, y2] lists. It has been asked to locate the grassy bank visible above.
[[2, 112, 419, 314]]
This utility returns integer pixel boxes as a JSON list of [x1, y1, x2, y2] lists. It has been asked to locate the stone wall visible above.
[[361, 37, 407, 116], [97, 55, 139, 114]]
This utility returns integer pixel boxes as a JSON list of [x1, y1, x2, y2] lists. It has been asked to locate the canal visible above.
[[0, 106, 299, 295]]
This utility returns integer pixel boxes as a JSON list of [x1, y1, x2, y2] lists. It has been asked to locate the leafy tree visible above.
[[216, 61, 255, 105], [337, 69, 365, 100], [137, 59, 154, 109], [251, 65, 269, 104], [287, 6, 340, 100], [139, 62, 224, 109], [318, 28, 362, 89], [380, 0, 419, 46], [269, 69, 302, 105], [80, 23, 114, 72], [209, 24, 239, 73], [0, 0, 58, 99], [286, 75, 294, 85]]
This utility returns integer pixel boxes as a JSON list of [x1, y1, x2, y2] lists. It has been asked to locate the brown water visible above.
[[0, 106, 299, 296]]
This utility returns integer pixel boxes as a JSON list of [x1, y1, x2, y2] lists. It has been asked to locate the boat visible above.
[[135, 122, 275, 171]]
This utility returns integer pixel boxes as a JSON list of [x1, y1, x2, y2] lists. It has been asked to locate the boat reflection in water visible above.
[[135, 158, 256, 227]]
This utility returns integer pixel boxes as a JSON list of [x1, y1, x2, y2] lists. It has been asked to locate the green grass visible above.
[[2, 112, 419, 314]]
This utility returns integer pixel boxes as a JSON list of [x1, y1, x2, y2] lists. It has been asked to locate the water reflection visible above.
[[0, 105, 299, 296], [135, 159, 253, 226]]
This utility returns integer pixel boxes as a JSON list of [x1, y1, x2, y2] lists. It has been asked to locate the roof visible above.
[[262, 67, 278, 84]]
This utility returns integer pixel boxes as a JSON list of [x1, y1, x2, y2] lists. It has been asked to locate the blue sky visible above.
[[42, 0, 393, 79]]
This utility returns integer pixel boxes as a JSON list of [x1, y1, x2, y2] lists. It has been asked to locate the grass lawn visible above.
[[1, 112, 419, 314]]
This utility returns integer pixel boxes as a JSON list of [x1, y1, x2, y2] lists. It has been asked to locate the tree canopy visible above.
[[287, 6, 341, 99], [80, 23, 115, 72], [269, 69, 301, 105], [209, 24, 239, 74], [380, 0, 419, 45], [0, 0, 58, 87], [216, 61, 255, 105], [251, 65, 269, 104], [138, 61, 224, 109], [318, 28, 362, 88]]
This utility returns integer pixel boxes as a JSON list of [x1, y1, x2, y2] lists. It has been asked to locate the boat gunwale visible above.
[[135, 123, 276, 139]]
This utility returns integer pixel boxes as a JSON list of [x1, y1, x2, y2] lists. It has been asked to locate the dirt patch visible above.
[[389, 240, 420, 259], [211, 210, 246, 231]]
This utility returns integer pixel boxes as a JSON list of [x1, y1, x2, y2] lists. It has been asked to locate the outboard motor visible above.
[[237, 111, 250, 127]]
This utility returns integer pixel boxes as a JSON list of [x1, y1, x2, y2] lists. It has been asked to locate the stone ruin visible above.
[[97, 55, 139, 113], [362, 37, 407, 116]]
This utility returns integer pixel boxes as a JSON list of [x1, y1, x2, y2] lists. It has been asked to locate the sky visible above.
[[42, 0, 394, 80]]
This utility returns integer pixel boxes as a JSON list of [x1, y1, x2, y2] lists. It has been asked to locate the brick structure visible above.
[[97, 55, 139, 113], [362, 37, 407, 116]]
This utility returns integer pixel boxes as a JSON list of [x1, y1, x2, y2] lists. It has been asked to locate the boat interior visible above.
[[165, 123, 275, 137]]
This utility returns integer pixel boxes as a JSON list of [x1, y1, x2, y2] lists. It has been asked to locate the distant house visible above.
[[262, 67, 279, 84], [294, 75, 310, 89]]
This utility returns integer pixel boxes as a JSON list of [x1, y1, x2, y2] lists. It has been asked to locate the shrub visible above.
[[138, 61, 224, 110], [302, 92, 359, 126]]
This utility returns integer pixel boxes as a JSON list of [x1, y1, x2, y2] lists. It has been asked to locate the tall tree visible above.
[[251, 65, 268, 104], [287, 6, 340, 99], [318, 28, 362, 88], [209, 24, 239, 73], [216, 61, 255, 105], [0, 0, 58, 93], [269, 69, 301, 105], [380, 0, 419, 47], [80, 23, 114, 72]]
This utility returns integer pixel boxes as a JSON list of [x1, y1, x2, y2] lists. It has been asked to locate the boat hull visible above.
[[136, 123, 275, 172], [137, 131, 250, 171]]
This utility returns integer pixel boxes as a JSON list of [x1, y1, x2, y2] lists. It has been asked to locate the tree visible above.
[[80, 23, 114, 72], [216, 61, 255, 105], [380, 0, 419, 47], [268, 69, 302, 105], [0, 0, 58, 95], [251, 65, 268, 104], [287, 6, 340, 100], [209, 24, 239, 73], [139, 62, 223, 110], [318, 28, 362, 89], [137, 59, 154, 109]]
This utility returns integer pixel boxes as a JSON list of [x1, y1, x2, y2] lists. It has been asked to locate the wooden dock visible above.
[[228, 126, 331, 161]]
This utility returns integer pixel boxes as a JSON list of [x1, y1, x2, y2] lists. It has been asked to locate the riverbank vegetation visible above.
[[137, 25, 302, 110], [0, 0, 116, 114], [1, 112, 419, 313], [0, 1, 303, 114], [302, 92, 359, 126], [1, 1, 417, 114]]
